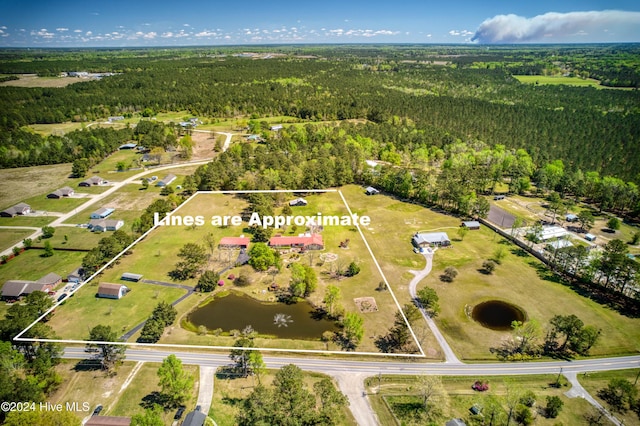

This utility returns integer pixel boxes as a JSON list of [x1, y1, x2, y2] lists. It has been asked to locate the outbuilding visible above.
[[365, 186, 380, 195], [89, 219, 124, 232], [97, 283, 128, 299], [461, 221, 480, 230], [269, 234, 324, 250], [585, 233, 597, 242], [289, 198, 308, 207], [219, 236, 250, 249], [121, 272, 143, 282]]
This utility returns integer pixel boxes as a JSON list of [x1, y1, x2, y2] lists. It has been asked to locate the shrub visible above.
[[471, 380, 489, 391], [234, 275, 251, 287]]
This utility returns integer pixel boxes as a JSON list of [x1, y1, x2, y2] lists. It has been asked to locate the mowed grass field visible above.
[[0, 249, 85, 282], [92, 190, 408, 353], [514, 75, 605, 88], [48, 278, 186, 340], [0, 162, 73, 210], [339, 185, 640, 360], [580, 369, 640, 426], [366, 374, 599, 426], [0, 228, 34, 252]]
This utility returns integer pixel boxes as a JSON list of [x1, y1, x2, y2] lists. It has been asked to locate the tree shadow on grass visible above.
[[140, 391, 170, 410], [510, 247, 529, 257], [73, 358, 103, 372]]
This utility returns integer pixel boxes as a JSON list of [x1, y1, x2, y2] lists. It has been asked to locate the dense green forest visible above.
[[0, 45, 639, 182]]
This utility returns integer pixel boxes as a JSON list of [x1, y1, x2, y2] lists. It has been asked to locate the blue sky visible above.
[[1, 0, 639, 47]]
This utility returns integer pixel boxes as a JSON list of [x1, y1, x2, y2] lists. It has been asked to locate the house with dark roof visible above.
[[1, 202, 31, 217], [412, 232, 451, 248], [156, 174, 176, 187], [219, 236, 250, 249], [89, 219, 124, 232], [47, 187, 75, 199], [91, 207, 115, 219], [269, 234, 324, 250], [37, 272, 62, 287], [79, 176, 106, 187], [97, 283, 129, 299], [1, 274, 58, 299], [182, 410, 206, 426]]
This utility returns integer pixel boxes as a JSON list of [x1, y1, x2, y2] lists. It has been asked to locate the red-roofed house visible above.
[[269, 234, 324, 250], [219, 236, 250, 249]]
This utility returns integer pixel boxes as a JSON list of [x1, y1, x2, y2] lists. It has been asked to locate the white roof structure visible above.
[[413, 232, 450, 245], [538, 226, 568, 241]]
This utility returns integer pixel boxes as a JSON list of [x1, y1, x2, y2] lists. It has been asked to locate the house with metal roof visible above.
[[289, 197, 308, 207], [121, 272, 143, 282], [365, 186, 380, 195], [412, 232, 451, 247], [219, 236, 250, 249], [91, 207, 115, 219], [89, 219, 124, 232], [269, 234, 324, 250], [461, 221, 480, 230], [156, 174, 176, 187]]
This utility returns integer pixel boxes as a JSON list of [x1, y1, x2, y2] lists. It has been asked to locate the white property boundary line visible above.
[[14, 189, 426, 358]]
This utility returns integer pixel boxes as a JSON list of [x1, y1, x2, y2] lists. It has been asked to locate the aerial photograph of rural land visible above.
[[1, 1, 640, 425]]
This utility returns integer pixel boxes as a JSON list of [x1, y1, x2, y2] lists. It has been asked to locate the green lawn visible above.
[[20, 193, 90, 214], [0, 162, 74, 210], [91, 191, 407, 353], [0, 215, 56, 227], [47, 278, 187, 340], [0, 249, 85, 282], [366, 374, 604, 426], [340, 184, 640, 360], [31, 227, 104, 251], [0, 228, 34, 252], [514, 75, 604, 88]]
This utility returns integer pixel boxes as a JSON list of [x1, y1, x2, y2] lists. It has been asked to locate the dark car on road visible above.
[[92, 405, 103, 416]]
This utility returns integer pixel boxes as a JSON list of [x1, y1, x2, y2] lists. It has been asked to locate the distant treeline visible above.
[[0, 48, 639, 182]]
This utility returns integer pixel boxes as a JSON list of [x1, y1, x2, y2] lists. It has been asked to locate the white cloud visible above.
[[74, 29, 82, 33], [472, 10, 640, 43], [57, 28, 68, 32], [143, 32, 157, 39]]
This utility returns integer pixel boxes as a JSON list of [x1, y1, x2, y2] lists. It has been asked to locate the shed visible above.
[[289, 198, 308, 207], [585, 233, 597, 242], [565, 213, 578, 222], [91, 207, 115, 219], [446, 420, 467, 426], [412, 232, 451, 248], [121, 272, 143, 282], [270, 124, 283, 131], [493, 195, 505, 200], [182, 410, 206, 426], [461, 221, 480, 230], [219, 236, 250, 249], [156, 174, 176, 187], [118, 143, 137, 150], [97, 283, 128, 299], [469, 405, 482, 415], [365, 186, 380, 195]]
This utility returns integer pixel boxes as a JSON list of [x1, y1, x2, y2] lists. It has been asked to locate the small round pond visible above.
[[187, 292, 338, 340], [471, 300, 526, 331]]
